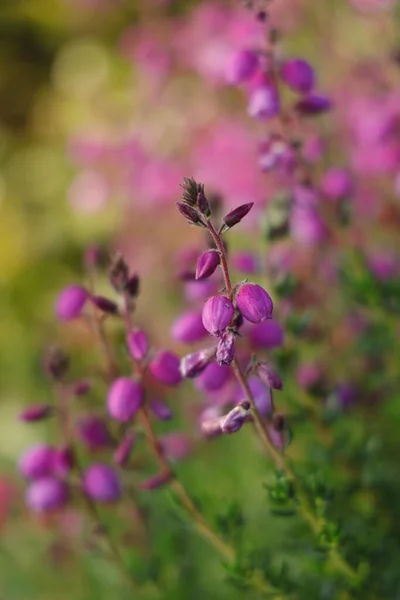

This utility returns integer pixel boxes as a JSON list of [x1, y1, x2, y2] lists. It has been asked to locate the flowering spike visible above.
[[221, 203, 254, 232], [216, 330, 236, 366], [195, 250, 220, 280], [236, 283, 273, 323], [83, 464, 121, 502], [107, 378, 144, 422], [202, 295, 234, 336]]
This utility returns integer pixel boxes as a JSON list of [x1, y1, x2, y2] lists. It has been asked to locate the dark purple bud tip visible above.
[[236, 283, 273, 323], [26, 477, 69, 513], [83, 464, 121, 502], [180, 348, 215, 378], [149, 398, 173, 421], [19, 444, 56, 480], [109, 254, 129, 293], [140, 471, 171, 491], [295, 93, 332, 116], [176, 202, 206, 227], [114, 432, 136, 467], [280, 59, 315, 95], [125, 274, 140, 298], [90, 295, 119, 315], [107, 378, 144, 422], [55, 285, 88, 321], [72, 380, 92, 396], [127, 328, 149, 361], [43, 346, 69, 380], [149, 351, 182, 386], [220, 405, 249, 434], [180, 177, 204, 207], [255, 362, 283, 391], [222, 203, 254, 231], [202, 295, 235, 336], [54, 445, 75, 476], [216, 330, 236, 365], [195, 250, 220, 280], [19, 404, 53, 422], [197, 191, 211, 218]]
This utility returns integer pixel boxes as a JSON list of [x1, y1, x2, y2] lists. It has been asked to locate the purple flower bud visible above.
[[149, 351, 182, 386], [267, 414, 287, 451], [231, 251, 260, 275], [107, 378, 144, 422], [160, 433, 192, 462], [55, 285, 87, 321], [216, 330, 236, 366], [54, 445, 75, 476], [246, 377, 273, 416], [195, 250, 220, 280], [202, 295, 234, 336], [249, 319, 284, 349], [226, 49, 259, 84], [321, 168, 353, 200], [127, 329, 149, 361], [295, 93, 332, 115], [72, 380, 92, 396], [114, 432, 136, 467], [222, 202, 254, 231], [171, 310, 208, 343], [83, 464, 121, 502], [176, 202, 205, 227], [78, 415, 112, 449], [220, 404, 249, 434], [248, 84, 280, 120], [236, 283, 273, 324], [195, 362, 231, 392], [125, 274, 140, 298], [149, 398, 173, 421], [90, 295, 118, 315], [26, 477, 69, 512], [19, 444, 56, 480], [280, 59, 315, 94], [180, 348, 215, 378], [19, 404, 53, 422], [140, 471, 171, 490], [197, 191, 211, 218], [255, 363, 283, 391], [199, 406, 223, 438]]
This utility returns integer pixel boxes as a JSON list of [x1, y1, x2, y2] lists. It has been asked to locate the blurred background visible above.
[[1, 0, 400, 598]]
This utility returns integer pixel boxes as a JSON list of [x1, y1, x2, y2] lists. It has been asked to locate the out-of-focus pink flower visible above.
[[68, 170, 109, 214]]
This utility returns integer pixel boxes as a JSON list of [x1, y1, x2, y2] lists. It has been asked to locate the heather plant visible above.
[[3, 0, 400, 599]]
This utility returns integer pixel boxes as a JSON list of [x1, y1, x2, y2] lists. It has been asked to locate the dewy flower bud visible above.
[[202, 295, 234, 336], [222, 202, 254, 230], [83, 464, 121, 502], [114, 432, 136, 467], [195, 250, 220, 280], [19, 404, 53, 422], [26, 477, 69, 513], [226, 49, 259, 84], [149, 351, 182, 386], [78, 415, 112, 449], [255, 362, 283, 391], [149, 398, 173, 421], [220, 404, 249, 434], [248, 84, 280, 120], [127, 328, 149, 361], [280, 58, 315, 94], [107, 378, 144, 422], [90, 295, 118, 315], [171, 310, 208, 343], [180, 348, 215, 378], [236, 283, 273, 323], [19, 444, 56, 480], [216, 330, 236, 366], [55, 285, 88, 321]]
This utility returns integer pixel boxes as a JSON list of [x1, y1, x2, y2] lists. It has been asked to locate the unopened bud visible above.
[[221, 202, 254, 232], [19, 404, 53, 422], [195, 250, 220, 280], [180, 348, 215, 378], [90, 295, 119, 315], [176, 202, 205, 227], [220, 404, 249, 434], [216, 330, 236, 366]]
